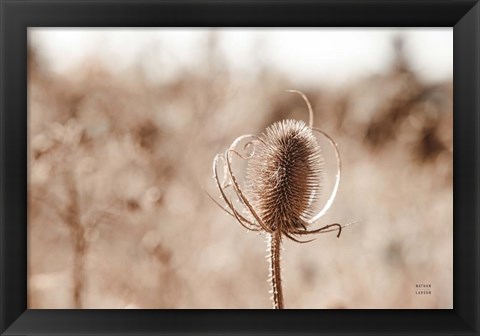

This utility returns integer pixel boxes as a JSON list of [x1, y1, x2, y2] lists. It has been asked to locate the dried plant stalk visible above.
[[63, 170, 86, 309], [209, 90, 353, 308], [269, 231, 284, 309]]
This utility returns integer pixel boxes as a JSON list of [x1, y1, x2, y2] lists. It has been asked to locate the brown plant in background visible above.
[[209, 91, 352, 309], [31, 158, 88, 308], [28, 32, 453, 309], [30, 120, 99, 308], [63, 170, 87, 308]]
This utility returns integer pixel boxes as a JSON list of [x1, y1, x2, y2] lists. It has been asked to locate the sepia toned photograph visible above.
[[28, 28, 453, 309]]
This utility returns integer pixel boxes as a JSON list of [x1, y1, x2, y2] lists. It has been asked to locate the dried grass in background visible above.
[[28, 33, 452, 308]]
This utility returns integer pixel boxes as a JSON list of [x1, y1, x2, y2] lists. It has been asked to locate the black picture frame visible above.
[[1, 0, 479, 335]]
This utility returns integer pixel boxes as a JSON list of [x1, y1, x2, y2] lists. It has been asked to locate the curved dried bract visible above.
[[205, 191, 260, 232], [282, 231, 316, 244], [210, 154, 259, 231], [293, 221, 359, 237], [225, 149, 272, 233], [291, 223, 343, 238], [286, 90, 314, 128], [228, 195, 262, 232], [230, 134, 265, 159], [306, 127, 342, 224]]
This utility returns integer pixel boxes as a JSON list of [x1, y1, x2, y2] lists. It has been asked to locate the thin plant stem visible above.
[[269, 230, 284, 309], [64, 170, 86, 309]]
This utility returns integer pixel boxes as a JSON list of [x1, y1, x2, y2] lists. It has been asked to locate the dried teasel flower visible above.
[[208, 90, 353, 309]]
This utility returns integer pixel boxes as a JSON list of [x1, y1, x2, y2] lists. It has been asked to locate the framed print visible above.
[[1, 0, 479, 335]]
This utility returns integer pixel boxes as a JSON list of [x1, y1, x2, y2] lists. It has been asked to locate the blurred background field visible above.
[[28, 28, 452, 309]]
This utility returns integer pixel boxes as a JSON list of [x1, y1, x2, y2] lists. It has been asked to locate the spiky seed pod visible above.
[[209, 90, 351, 309], [246, 119, 323, 233], [209, 91, 345, 242]]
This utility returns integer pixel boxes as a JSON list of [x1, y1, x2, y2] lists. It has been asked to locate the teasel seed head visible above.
[[208, 90, 349, 243], [246, 119, 323, 233], [209, 90, 354, 309]]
